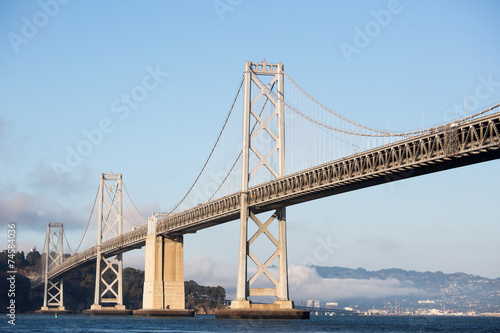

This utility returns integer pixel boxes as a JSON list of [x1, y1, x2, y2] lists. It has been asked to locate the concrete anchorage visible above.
[[216, 60, 308, 319], [133, 215, 194, 317]]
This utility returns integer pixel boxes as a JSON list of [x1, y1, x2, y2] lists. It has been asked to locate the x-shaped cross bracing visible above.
[[100, 256, 120, 299], [249, 76, 280, 179], [47, 280, 62, 306], [102, 182, 121, 239], [248, 212, 279, 288]]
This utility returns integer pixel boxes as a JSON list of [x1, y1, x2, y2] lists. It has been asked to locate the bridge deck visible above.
[[33, 111, 500, 288]]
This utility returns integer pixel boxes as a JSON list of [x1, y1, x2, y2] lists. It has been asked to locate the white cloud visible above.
[[182, 258, 426, 303], [0, 188, 85, 230], [184, 256, 238, 299], [289, 265, 425, 302]]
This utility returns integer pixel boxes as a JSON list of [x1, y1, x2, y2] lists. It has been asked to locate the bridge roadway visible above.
[[32, 110, 500, 288]]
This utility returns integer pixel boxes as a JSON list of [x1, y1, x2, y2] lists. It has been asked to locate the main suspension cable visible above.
[[169, 76, 244, 213], [123, 182, 146, 222], [71, 185, 99, 255], [63, 230, 74, 255], [33, 231, 47, 282], [284, 71, 395, 134], [206, 81, 277, 201], [261, 73, 424, 137]]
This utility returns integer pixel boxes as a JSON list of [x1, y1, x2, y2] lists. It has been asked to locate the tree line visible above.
[[0, 250, 225, 313]]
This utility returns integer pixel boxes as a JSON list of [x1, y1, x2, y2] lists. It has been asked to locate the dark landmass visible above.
[[0, 250, 225, 314], [185, 280, 226, 314]]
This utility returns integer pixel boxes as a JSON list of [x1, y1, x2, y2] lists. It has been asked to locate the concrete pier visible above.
[[133, 309, 194, 317], [215, 301, 310, 319], [135, 225, 193, 317], [83, 307, 132, 315], [35, 307, 72, 315], [142, 234, 185, 309]]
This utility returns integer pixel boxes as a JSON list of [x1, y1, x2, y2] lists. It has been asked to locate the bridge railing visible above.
[[247, 113, 499, 207], [32, 224, 149, 288], [157, 192, 242, 233], [100, 225, 147, 253], [35, 110, 500, 288]]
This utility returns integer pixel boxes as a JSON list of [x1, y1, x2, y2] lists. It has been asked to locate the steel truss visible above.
[[42, 222, 65, 310], [234, 59, 290, 306], [91, 172, 125, 309]]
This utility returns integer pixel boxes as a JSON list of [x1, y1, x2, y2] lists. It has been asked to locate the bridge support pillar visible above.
[[36, 222, 71, 314], [142, 234, 185, 309], [228, 207, 295, 312], [142, 231, 165, 309], [134, 216, 194, 317], [84, 173, 132, 315], [216, 60, 308, 319]]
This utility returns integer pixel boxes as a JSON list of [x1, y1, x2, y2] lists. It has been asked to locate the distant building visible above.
[[418, 299, 436, 304], [366, 308, 388, 315], [325, 302, 338, 309], [307, 299, 320, 308]]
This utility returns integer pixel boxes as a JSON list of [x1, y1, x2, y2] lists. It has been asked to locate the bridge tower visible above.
[[89, 172, 128, 312], [39, 222, 67, 312], [230, 59, 294, 311]]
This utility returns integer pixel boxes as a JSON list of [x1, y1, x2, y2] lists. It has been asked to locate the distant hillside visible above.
[[185, 280, 226, 314], [313, 266, 500, 312]]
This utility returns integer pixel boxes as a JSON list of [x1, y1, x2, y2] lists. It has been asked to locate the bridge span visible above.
[[32, 60, 500, 318], [33, 108, 500, 287]]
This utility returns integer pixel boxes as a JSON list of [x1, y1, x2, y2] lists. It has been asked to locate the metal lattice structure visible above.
[[41, 222, 66, 310], [233, 60, 290, 307], [91, 172, 125, 310]]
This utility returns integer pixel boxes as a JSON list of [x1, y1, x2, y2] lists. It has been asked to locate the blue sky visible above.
[[1, 0, 499, 301]]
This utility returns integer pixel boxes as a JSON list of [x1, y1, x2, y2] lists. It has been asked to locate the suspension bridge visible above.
[[32, 60, 500, 319]]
